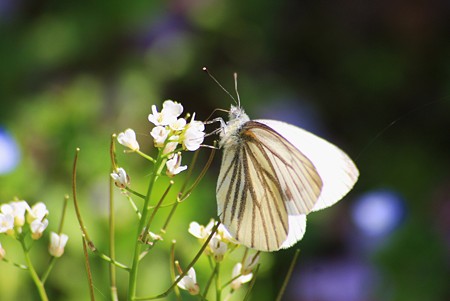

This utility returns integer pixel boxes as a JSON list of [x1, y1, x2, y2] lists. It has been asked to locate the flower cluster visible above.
[[115, 100, 206, 185], [176, 219, 259, 295], [189, 219, 237, 262], [0, 199, 68, 257], [148, 100, 205, 152]]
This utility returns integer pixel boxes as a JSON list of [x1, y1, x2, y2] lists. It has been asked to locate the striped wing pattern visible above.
[[216, 121, 323, 251]]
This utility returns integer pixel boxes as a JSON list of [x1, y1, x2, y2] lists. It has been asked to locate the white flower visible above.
[[0, 204, 13, 215], [11, 201, 30, 227], [111, 168, 130, 188], [1, 201, 30, 227], [209, 237, 227, 262], [26, 202, 49, 224], [30, 218, 49, 240], [0, 243, 5, 260], [49, 232, 69, 257], [182, 114, 205, 151], [188, 221, 211, 240], [148, 104, 177, 126], [216, 224, 235, 244], [166, 153, 187, 177], [162, 100, 183, 118], [117, 129, 140, 151], [150, 126, 170, 147], [242, 253, 260, 275], [148, 231, 163, 242], [177, 267, 200, 295], [163, 137, 179, 157], [0, 213, 14, 234], [169, 118, 187, 132], [230, 263, 253, 290], [188, 220, 219, 241]]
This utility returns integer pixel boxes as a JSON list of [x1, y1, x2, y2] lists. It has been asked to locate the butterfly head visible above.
[[229, 105, 249, 123], [218, 105, 250, 148]]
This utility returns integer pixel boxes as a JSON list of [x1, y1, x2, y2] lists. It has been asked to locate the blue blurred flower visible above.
[[0, 127, 20, 174], [351, 189, 405, 238]]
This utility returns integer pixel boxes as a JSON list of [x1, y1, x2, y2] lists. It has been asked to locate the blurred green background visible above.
[[0, 0, 449, 300]]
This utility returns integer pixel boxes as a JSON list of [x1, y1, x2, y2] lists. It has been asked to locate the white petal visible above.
[[162, 100, 183, 117]]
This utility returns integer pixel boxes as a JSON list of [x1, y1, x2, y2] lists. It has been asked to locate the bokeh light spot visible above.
[[352, 189, 405, 237], [0, 127, 20, 174]]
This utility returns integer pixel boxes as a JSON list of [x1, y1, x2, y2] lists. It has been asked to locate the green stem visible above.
[[136, 150, 156, 163], [242, 265, 259, 301], [215, 262, 221, 301], [143, 181, 173, 238], [42, 194, 70, 284], [82, 237, 96, 301], [136, 222, 221, 300], [110, 166, 119, 301], [126, 188, 146, 200], [128, 151, 166, 301], [125, 194, 142, 218], [41, 258, 56, 285], [275, 249, 300, 301], [170, 241, 182, 301], [20, 239, 49, 301], [203, 261, 218, 297], [1, 257, 28, 270]]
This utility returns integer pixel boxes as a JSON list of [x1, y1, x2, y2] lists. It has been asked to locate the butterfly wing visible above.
[[256, 119, 359, 212], [217, 121, 322, 251]]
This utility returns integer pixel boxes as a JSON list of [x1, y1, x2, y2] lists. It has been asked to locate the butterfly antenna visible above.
[[233, 72, 241, 107], [202, 67, 237, 105]]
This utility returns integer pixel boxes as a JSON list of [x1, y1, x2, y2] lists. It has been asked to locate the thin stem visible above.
[[92, 250, 130, 270], [42, 194, 70, 284], [20, 239, 49, 301], [221, 274, 243, 290], [143, 181, 174, 239], [178, 147, 215, 202], [241, 248, 249, 266], [125, 194, 142, 219], [128, 151, 166, 301], [1, 257, 28, 270], [109, 152, 119, 301], [215, 262, 221, 301], [160, 201, 178, 234], [126, 188, 146, 200], [41, 258, 56, 285], [275, 249, 300, 301], [110, 133, 118, 170], [73, 147, 129, 271], [82, 237, 96, 301], [72, 148, 94, 246], [242, 265, 260, 301], [58, 194, 69, 233], [136, 150, 156, 163], [203, 261, 218, 297], [158, 148, 215, 236], [137, 221, 221, 300], [170, 241, 182, 301]]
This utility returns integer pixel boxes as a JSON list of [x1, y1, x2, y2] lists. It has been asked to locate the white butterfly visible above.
[[216, 104, 359, 252]]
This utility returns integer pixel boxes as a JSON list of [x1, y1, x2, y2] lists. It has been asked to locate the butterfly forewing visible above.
[[217, 121, 323, 251], [256, 119, 359, 212], [245, 122, 323, 214]]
